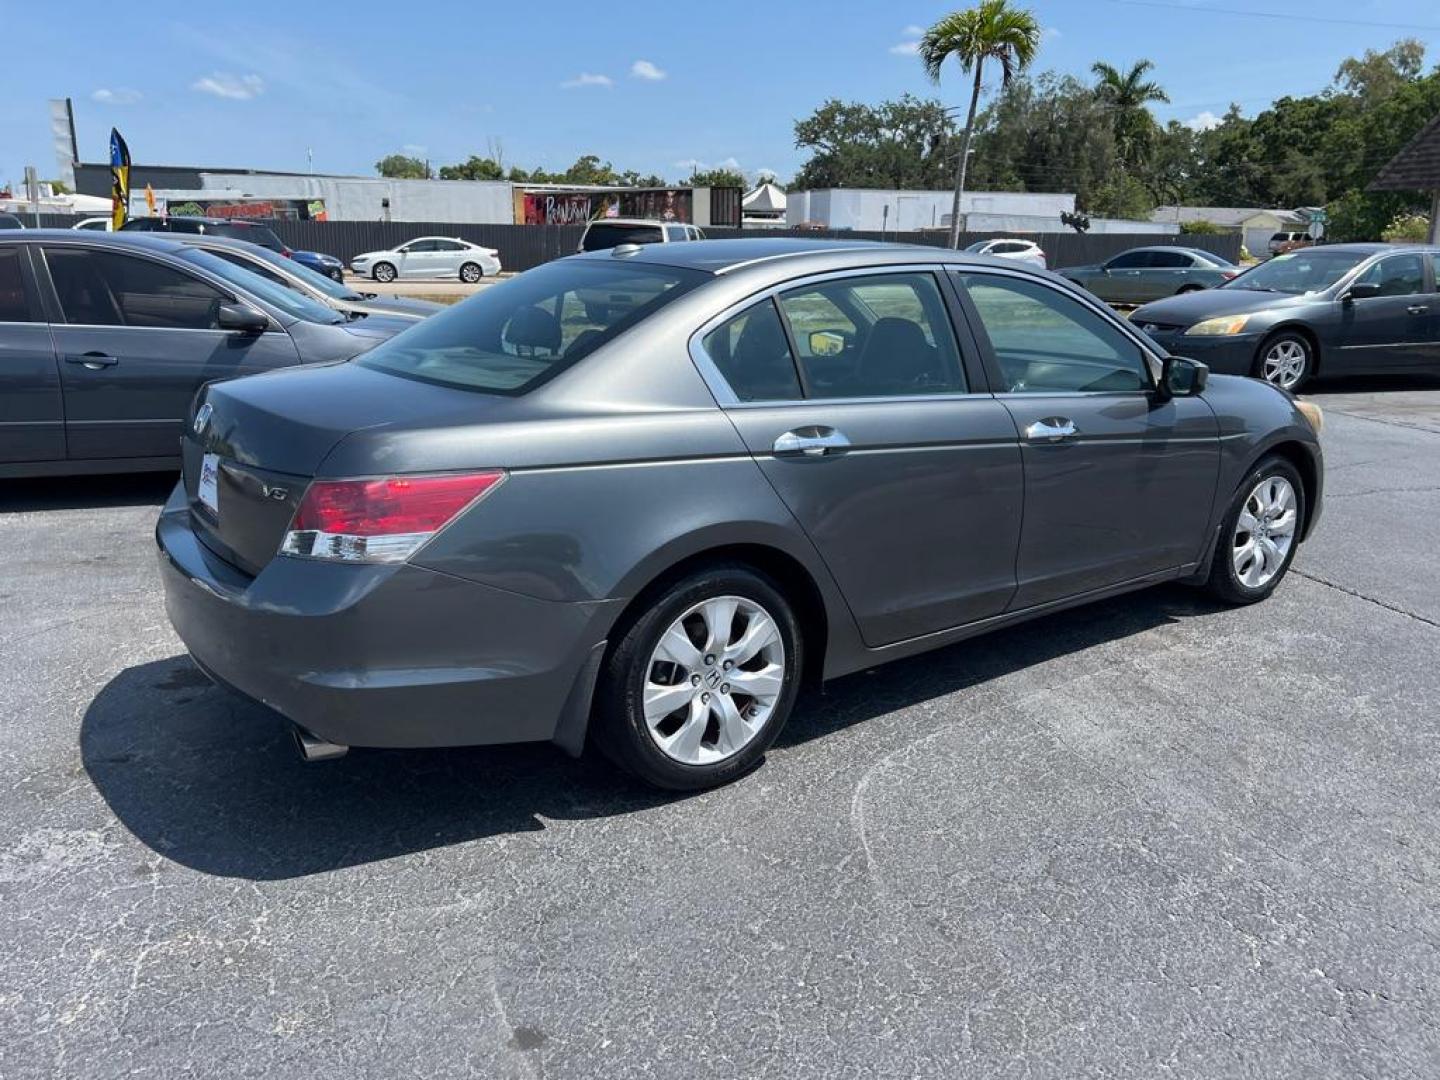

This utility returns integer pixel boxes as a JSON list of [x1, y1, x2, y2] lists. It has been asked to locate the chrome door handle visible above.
[[66, 352, 118, 370], [1024, 417, 1078, 443], [1407, 304, 1429, 315], [773, 427, 852, 457]]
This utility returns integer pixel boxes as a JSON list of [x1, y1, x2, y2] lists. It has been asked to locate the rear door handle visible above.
[[65, 352, 119, 370], [1407, 304, 1429, 315], [773, 427, 851, 457], [1024, 417, 1078, 443]]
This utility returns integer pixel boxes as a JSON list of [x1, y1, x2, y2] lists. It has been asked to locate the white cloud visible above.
[[402, 144, 427, 156], [561, 72, 614, 89], [901, 24, 925, 36], [92, 87, 142, 105], [1043, 26, 1062, 39], [889, 39, 920, 55], [630, 59, 666, 81], [716, 156, 741, 171], [1186, 110, 1222, 131], [191, 72, 265, 100], [673, 158, 703, 172]]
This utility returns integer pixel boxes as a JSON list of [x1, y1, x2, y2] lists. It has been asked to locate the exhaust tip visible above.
[[293, 725, 349, 762]]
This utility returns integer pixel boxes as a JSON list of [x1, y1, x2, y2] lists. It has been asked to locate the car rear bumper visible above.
[[156, 481, 615, 750]]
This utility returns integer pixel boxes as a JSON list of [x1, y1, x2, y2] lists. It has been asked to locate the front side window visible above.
[[778, 273, 965, 398], [360, 259, 704, 394], [45, 248, 227, 329], [1431, 254, 1440, 292], [1106, 251, 1151, 270], [1354, 254, 1425, 297], [959, 273, 1150, 394], [0, 248, 38, 322]]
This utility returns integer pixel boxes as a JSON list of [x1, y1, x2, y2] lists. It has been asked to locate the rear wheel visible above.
[[372, 262, 397, 284], [459, 262, 483, 283], [1204, 455, 1305, 604], [1254, 331, 1312, 392], [593, 566, 802, 790]]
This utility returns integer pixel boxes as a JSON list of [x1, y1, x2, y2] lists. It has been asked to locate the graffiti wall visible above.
[[521, 188, 693, 225]]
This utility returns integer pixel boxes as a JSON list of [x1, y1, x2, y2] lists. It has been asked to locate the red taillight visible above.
[[282, 471, 504, 562]]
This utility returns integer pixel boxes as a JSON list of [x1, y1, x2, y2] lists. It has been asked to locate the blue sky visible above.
[[0, 0, 1436, 190]]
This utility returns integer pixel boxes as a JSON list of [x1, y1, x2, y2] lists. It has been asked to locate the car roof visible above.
[[585, 218, 684, 228], [170, 233, 285, 258], [571, 237, 1055, 278], [0, 228, 195, 254]]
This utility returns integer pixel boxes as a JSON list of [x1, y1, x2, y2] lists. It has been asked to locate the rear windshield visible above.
[[358, 258, 705, 394], [581, 223, 666, 251], [206, 222, 285, 250]]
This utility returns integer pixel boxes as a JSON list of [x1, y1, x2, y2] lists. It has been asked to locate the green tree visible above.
[[687, 167, 746, 189], [919, 0, 1042, 246], [1334, 39, 1426, 104], [375, 154, 431, 179], [1091, 59, 1169, 169], [438, 155, 505, 181], [793, 95, 959, 190]]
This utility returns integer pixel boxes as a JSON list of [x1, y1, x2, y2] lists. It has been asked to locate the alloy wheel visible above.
[[1261, 338, 1308, 390], [461, 263, 482, 283], [1232, 475, 1298, 589], [642, 595, 786, 766]]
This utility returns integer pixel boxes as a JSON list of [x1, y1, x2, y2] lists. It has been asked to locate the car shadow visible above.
[[0, 471, 176, 512], [81, 584, 1215, 881]]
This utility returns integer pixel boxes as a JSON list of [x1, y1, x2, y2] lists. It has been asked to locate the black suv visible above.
[[121, 216, 291, 255]]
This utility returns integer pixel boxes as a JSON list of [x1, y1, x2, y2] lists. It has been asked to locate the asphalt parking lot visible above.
[[3, 375, 1439, 1079]]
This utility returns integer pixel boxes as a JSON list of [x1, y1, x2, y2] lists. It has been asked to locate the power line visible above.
[[1103, 0, 1440, 32]]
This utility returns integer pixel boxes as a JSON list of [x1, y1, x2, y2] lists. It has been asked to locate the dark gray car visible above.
[[1060, 246, 1239, 304], [0, 231, 412, 478], [177, 235, 445, 322], [1131, 243, 1440, 391], [158, 239, 1324, 790]]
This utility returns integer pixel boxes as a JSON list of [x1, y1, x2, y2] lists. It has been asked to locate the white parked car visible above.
[[578, 218, 706, 253], [350, 237, 501, 283], [963, 237, 1047, 269], [72, 216, 113, 232]]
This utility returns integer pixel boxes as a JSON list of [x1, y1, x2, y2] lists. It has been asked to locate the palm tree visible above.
[[920, 1, 1042, 248], [1091, 59, 1170, 168]]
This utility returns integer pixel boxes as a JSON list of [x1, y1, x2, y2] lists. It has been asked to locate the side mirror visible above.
[[1159, 355, 1208, 398], [1344, 281, 1381, 302], [809, 330, 846, 357], [217, 302, 268, 334]]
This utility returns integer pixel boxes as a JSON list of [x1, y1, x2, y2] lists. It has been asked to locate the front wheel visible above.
[[1255, 331, 1312, 392], [372, 262, 397, 284], [459, 262, 483, 283], [592, 566, 803, 791], [1203, 456, 1305, 604]]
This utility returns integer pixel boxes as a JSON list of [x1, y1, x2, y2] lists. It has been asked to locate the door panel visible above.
[[726, 400, 1024, 645], [0, 246, 63, 463], [1000, 393, 1219, 608], [1336, 254, 1431, 372]]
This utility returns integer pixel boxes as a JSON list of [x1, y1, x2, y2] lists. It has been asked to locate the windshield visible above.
[[358, 259, 705, 394], [246, 244, 363, 301], [1222, 250, 1364, 295], [181, 249, 343, 323], [581, 223, 665, 251]]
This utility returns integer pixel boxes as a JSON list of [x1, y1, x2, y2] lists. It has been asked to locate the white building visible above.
[[786, 189, 1075, 232], [1151, 206, 1306, 255]]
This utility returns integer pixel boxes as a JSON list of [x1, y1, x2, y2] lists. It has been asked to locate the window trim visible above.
[[0, 244, 44, 324], [949, 265, 1165, 396], [688, 263, 986, 408]]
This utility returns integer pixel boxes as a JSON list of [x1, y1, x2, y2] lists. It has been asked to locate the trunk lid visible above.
[[184, 361, 513, 575]]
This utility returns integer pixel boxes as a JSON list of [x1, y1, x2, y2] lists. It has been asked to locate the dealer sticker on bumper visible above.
[[198, 453, 220, 517]]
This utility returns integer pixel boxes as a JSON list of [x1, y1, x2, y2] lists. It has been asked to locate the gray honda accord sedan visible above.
[[158, 239, 1325, 790]]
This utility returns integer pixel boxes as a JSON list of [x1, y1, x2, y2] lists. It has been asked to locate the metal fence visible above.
[[26, 214, 1242, 271]]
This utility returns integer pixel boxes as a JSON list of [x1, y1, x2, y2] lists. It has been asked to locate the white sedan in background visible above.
[[350, 236, 502, 283], [963, 237, 1047, 269]]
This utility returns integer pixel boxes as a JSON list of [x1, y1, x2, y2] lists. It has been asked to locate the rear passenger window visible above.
[[701, 301, 802, 402], [0, 248, 37, 322], [778, 273, 965, 398], [45, 248, 226, 329], [959, 273, 1150, 394]]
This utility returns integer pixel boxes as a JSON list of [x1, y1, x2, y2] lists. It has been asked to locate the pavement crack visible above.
[[1291, 568, 1440, 630]]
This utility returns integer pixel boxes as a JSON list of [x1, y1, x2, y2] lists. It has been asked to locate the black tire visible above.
[[459, 262, 483, 283], [592, 565, 803, 791], [1253, 330, 1313, 393], [372, 262, 396, 284], [1203, 455, 1306, 605]]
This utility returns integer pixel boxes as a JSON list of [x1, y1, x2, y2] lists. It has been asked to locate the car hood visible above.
[[351, 295, 446, 319], [1133, 288, 1311, 326]]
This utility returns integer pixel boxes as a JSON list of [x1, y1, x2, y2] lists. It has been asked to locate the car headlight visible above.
[[1296, 400, 1324, 435], [1186, 314, 1253, 336]]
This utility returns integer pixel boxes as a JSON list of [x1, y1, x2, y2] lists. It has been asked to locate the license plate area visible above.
[[198, 453, 221, 518]]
